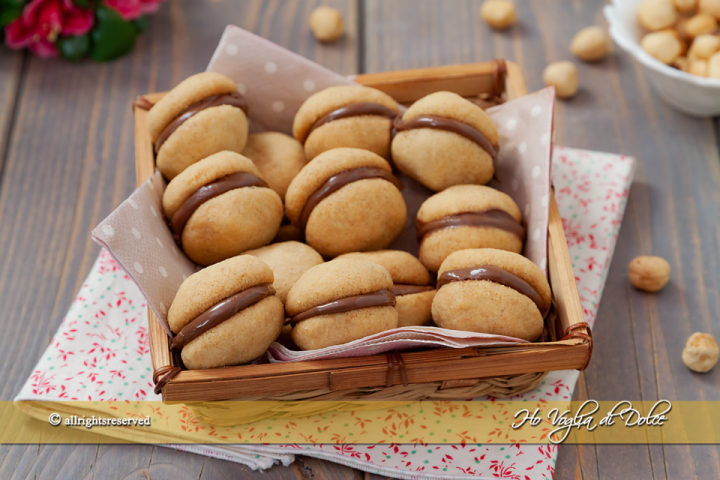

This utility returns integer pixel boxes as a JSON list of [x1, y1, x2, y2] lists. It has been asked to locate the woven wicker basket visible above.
[[134, 60, 592, 408]]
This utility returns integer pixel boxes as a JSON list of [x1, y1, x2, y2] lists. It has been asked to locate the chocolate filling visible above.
[[296, 167, 404, 230], [416, 209, 525, 242], [392, 115, 498, 165], [289, 288, 396, 325], [155, 92, 249, 152], [170, 171, 268, 236], [171, 283, 276, 350], [437, 265, 549, 316], [306, 102, 398, 141], [391, 284, 436, 296]]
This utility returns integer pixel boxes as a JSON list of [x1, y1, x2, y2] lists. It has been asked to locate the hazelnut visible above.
[[682, 332, 719, 373], [309, 6, 344, 42], [674, 55, 691, 71], [629, 255, 671, 292], [685, 13, 718, 37], [689, 34, 720, 58], [673, 0, 698, 12], [638, 0, 678, 31], [480, 0, 517, 30], [708, 50, 720, 76], [570, 26, 611, 61], [543, 61, 579, 98], [690, 58, 709, 76], [641, 31, 683, 64], [699, 0, 720, 19]]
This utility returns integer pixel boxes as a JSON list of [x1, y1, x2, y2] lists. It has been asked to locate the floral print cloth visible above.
[[15, 146, 635, 479]]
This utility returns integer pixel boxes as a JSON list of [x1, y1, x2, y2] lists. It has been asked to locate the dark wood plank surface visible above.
[[1, 0, 720, 479]]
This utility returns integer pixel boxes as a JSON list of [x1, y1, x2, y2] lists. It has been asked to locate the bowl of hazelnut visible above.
[[605, 0, 720, 116]]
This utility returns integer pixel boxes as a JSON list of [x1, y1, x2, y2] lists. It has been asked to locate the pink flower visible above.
[[105, 0, 164, 20], [5, 0, 94, 58]]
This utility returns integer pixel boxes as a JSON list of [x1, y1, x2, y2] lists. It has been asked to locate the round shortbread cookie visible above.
[[432, 248, 550, 341], [417, 185, 523, 272], [292, 85, 399, 160], [244, 241, 324, 303], [242, 132, 307, 201], [285, 258, 398, 349], [391, 91, 498, 191], [284, 148, 406, 257], [167, 255, 284, 368]]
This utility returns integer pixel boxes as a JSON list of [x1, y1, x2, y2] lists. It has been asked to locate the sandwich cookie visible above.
[[285, 258, 398, 350], [416, 185, 524, 272], [432, 248, 551, 341], [391, 91, 499, 191], [148, 72, 249, 180], [242, 132, 307, 201], [293, 85, 400, 160], [162, 151, 283, 266], [337, 250, 435, 327], [167, 255, 284, 369], [284, 148, 407, 257]]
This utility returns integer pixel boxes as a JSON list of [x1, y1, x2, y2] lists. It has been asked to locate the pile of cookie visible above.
[[147, 71, 550, 371]]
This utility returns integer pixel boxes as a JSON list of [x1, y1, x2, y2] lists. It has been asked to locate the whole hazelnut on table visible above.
[[685, 13, 718, 38], [673, 0, 698, 12], [543, 61, 579, 98], [628, 255, 671, 292], [682, 333, 719, 373], [480, 0, 517, 30], [309, 6, 344, 42], [638, 0, 678, 31], [641, 31, 683, 64], [570, 26, 611, 61]]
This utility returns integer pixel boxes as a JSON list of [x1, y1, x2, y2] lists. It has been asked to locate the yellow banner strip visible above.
[[5, 400, 720, 445]]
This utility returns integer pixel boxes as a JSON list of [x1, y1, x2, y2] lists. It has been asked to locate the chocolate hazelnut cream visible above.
[[170, 171, 268, 236], [416, 209, 525, 242], [391, 284, 435, 296], [171, 283, 276, 350], [393, 115, 498, 166], [155, 91, 249, 152], [297, 167, 404, 230], [289, 289, 396, 325], [437, 265, 550, 316], [305, 102, 399, 140]]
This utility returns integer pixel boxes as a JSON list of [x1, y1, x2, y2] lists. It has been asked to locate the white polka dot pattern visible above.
[[92, 171, 198, 336], [206, 25, 356, 135], [487, 87, 553, 271]]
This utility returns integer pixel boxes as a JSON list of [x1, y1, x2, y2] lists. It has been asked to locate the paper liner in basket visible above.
[[91, 25, 554, 361]]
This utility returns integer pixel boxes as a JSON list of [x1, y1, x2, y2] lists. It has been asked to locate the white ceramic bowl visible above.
[[605, 0, 720, 116]]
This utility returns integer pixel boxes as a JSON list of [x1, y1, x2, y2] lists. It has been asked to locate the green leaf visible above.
[[71, 0, 91, 9], [90, 6, 136, 62], [0, 2, 23, 28], [57, 34, 90, 61], [131, 15, 148, 33]]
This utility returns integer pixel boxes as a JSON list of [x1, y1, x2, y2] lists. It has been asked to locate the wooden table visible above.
[[1, 0, 719, 478]]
